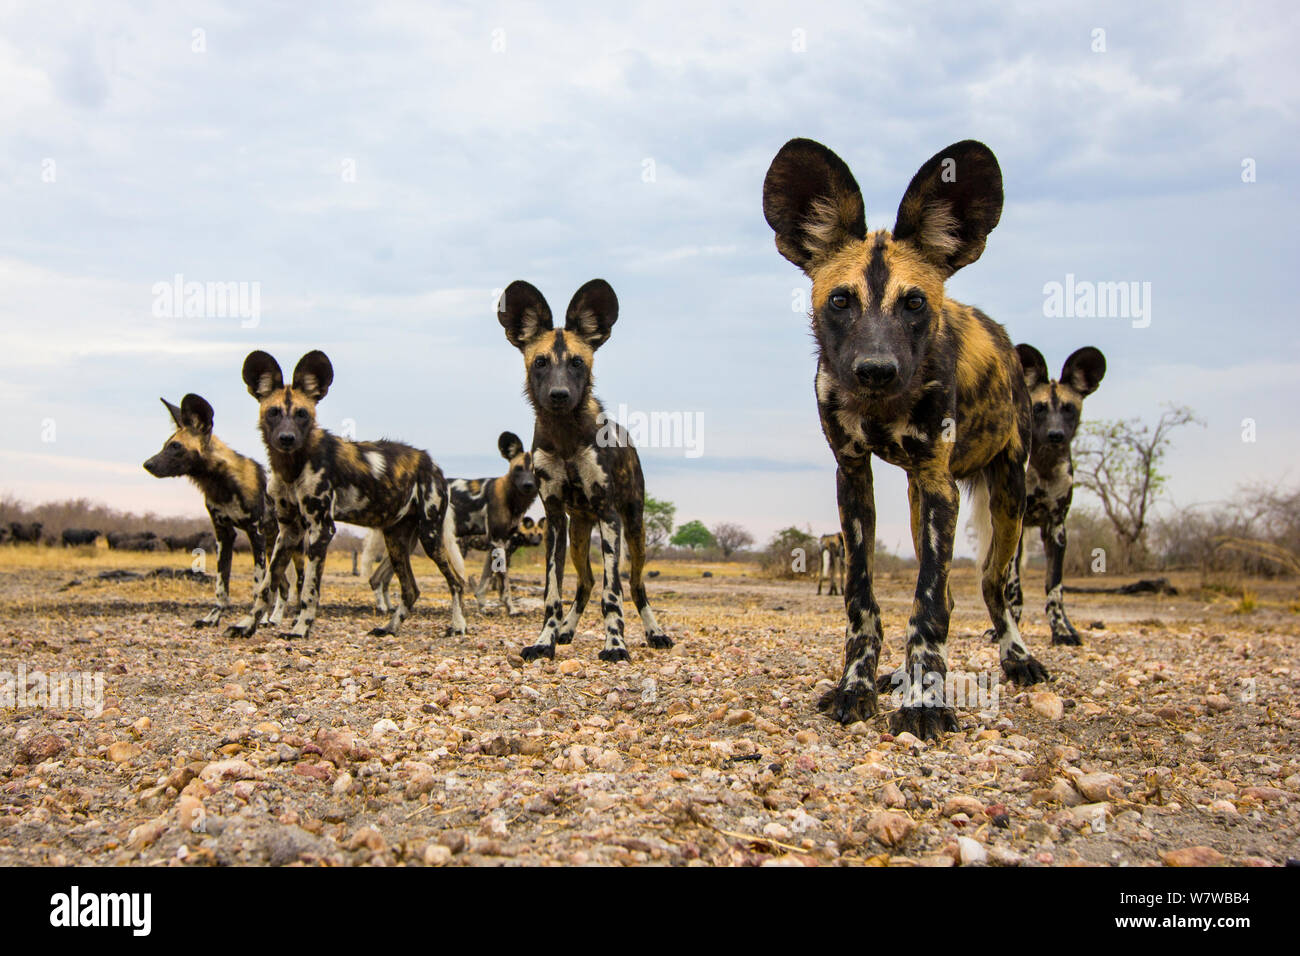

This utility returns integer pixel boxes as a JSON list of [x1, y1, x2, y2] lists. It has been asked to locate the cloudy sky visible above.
[[1, 0, 1296, 556]]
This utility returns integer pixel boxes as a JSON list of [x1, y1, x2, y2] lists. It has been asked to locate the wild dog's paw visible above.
[[1002, 654, 1050, 685], [1050, 625, 1082, 646], [224, 622, 256, 639], [192, 618, 212, 629], [370, 626, 393, 637], [646, 631, 674, 649], [983, 627, 999, 643], [555, 630, 575, 645], [817, 683, 878, 724], [888, 704, 959, 740], [521, 642, 555, 662], [598, 647, 632, 663], [444, 623, 467, 637]]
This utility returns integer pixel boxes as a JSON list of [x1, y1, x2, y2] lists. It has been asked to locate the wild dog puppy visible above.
[[144, 395, 303, 627], [817, 532, 845, 595], [227, 351, 467, 640], [365, 431, 538, 614], [1003, 345, 1106, 645], [498, 279, 673, 662], [763, 138, 1047, 738]]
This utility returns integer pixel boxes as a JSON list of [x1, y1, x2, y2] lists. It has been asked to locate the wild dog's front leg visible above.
[[1042, 521, 1080, 645], [472, 550, 496, 612], [819, 459, 885, 724], [595, 512, 629, 662], [226, 518, 300, 638], [886, 470, 961, 740], [285, 497, 335, 639], [556, 515, 594, 646], [983, 459, 1050, 686], [986, 531, 1024, 643], [521, 500, 567, 661], [195, 523, 236, 627]]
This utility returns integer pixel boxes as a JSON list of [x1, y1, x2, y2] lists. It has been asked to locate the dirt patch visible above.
[[1, 555, 1296, 867]]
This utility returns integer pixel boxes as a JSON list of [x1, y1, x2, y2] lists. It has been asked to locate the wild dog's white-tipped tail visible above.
[[442, 502, 467, 585], [968, 477, 993, 573]]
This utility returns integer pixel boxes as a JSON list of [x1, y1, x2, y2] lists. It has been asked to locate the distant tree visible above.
[[1072, 404, 1202, 571], [643, 496, 676, 556], [761, 525, 817, 578], [711, 522, 754, 559], [671, 520, 715, 551]]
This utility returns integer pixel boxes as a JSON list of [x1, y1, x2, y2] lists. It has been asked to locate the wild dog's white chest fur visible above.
[[535, 446, 607, 504]]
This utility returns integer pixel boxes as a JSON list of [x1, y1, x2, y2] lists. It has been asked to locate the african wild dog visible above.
[[817, 532, 845, 595], [997, 345, 1106, 645], [763, 138, 1046, 739], [144, 394, 303, 627], [498, 279, 673, 662], [365, 514, 547, 615], [364, 431, 539, 615], [61, 528, 104, 547], [226, 350, 468, 640]]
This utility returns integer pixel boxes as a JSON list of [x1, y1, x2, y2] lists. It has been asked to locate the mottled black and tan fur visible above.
[[498, 279, 673, 662], [763, 138, 1048, 739], [366, 432, 539, 614], [143, 394, 302, 627], [226, 351, 467, 640]]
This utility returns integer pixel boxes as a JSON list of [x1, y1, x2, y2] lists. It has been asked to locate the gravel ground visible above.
[[1, 556, 1297, 867]]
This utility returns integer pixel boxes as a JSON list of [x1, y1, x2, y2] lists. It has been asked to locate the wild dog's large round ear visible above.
[[161, 397, 186, 428], [498, 431, 524, 460], [242, 351, 284, 399], [564, 279, 618, 350], [1060, 347, 1106, 396], [893, 140, 1003, 277], [763, 138, 866, 275], [498, 281, 554, 350], [1016, 344, 1050, 389], [292, 351, 333, 402], [180, 394, 215, 434]]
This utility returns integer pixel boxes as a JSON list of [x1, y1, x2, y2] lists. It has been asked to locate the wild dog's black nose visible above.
[[548, 388, 570, 408], [277, 432, 296, 449], [143, 459, 160, 476], [854, 358, 898, 389], [520, 477, 536, 492], [1047, 430, 1066, 444]]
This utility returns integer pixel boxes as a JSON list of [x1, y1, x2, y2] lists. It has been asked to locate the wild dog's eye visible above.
[[829, 292, 850, 310], [169, 442, 182, 451], [532, 356, 548, 369], [293, 408, 308, 420], [1062, 406, 1077, 418], [569, 356, 584, 370], [904, 293, 926, 312], [1033, 402, 1048, 415], [267, 407, 281, 419]]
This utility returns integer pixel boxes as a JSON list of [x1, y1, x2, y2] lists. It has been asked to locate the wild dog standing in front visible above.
[[225, 351, 467, 640], [365, 431, 539, 614], [1003, 345, 1106, 645], [817, 532, 845, 595], [143, 394, 302, 627], [763, 138, 1047, 738], [498, 279, 673, 662]]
